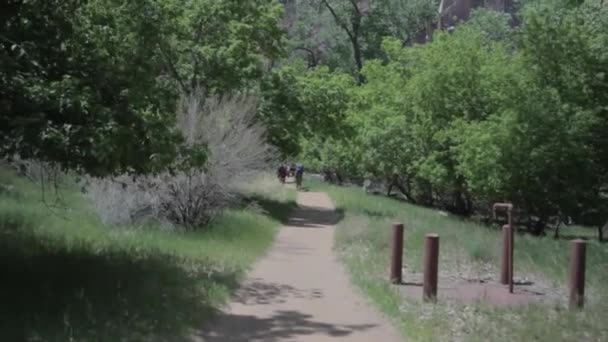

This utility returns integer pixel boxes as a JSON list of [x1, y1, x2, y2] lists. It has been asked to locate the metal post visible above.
[[508, 224, 514, 294], [423, 234, 439, 302], [569, 239, 586, 309], [501, 225, 510, 284], [390, 223, 404, 284], [493, 202, 514, 293]]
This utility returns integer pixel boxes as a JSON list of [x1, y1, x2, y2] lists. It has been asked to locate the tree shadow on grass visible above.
[[0, 229, 240, 342], [554, 234, 605, 243], [362, 208, 387, 218], [242, 195, 298, 224]]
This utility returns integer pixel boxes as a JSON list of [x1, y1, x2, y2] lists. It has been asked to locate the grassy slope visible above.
[[310, 179, 608, 342], [0, 170, 295, 342]]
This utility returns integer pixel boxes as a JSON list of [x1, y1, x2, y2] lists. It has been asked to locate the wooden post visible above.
[[390, 223, 404, 284], [423, 234, 439, 302], [501, 225, 509, 284], [569, 240, 586, 309]]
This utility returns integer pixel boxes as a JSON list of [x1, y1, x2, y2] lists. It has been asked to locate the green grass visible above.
[[0, 170, 295, 341], [309, 179, 608, 341]]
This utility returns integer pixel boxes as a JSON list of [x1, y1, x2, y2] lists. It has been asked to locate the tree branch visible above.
[[157, 43, 189, 94], [293, 46, 318, 68], [320, 0, 354, 40], [189, 16, 207, 90], [349, 0, 361, 16]]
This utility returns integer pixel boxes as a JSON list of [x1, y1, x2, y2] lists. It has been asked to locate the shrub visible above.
[[86, 91, 274, 229]]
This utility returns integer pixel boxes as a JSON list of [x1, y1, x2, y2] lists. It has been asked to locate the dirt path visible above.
[[198, 191, 402, 342]]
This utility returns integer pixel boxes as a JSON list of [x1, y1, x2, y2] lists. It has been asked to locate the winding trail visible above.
[[199, 191, 401, 342]]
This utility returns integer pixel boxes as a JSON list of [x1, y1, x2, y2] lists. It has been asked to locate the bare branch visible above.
[[86, 91, 275, 229], [293, 46, 319, 67], [157, 43, 189, 94], [348, 0, 361, 16], [320, 0, 354, 40]]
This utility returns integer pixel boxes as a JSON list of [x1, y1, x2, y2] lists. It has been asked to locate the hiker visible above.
[[295, 162, 304, 189], [288, 163, 296, 178], [277, 164, 287, 184]]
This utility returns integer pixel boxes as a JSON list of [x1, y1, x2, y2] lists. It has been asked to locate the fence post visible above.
[[508, 224, 514, 294], [390, 223, 404, 284], [423, 234, 439, 302], [501, 225, 510, 285], [569, 239, 586, 309]]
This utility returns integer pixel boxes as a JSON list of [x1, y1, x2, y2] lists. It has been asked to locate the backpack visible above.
[[295, 163, 304, 174]]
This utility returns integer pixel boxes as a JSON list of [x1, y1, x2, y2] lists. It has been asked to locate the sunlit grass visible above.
[[310, 178, 608, 341]]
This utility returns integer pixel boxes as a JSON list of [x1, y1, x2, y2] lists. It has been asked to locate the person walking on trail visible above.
[[295, 162, 304, 190], [289, 163, 296, 178], [277, 164, 287, 185]]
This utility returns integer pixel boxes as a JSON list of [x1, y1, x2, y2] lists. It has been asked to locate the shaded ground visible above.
[[199, 191, 401, 342], [395, 271, 565, 306], [0, 170, 291, 342], [0, 228, 235, 342]]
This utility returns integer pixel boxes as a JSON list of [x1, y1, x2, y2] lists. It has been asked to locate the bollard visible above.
[[493, 203, 514, 293], [508, 224, 514, 294], [423, 234, 439, 302], [569, 239, 586, 309], [390, 223, 404, 284], [500, 225, 510, 285]]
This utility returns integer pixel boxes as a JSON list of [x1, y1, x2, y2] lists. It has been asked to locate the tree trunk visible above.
[[425, 19, 434, 42], [531, 218, 547, 236], [386, 177, 394, 196], [599, 220, 607, 242], [452, 190, 468, 215], [323, 170, 331, 182], [350, 17, 364, 83], [335, 171, 343, 185], [465, 192, 473, 215], [394, 182, 417, 204], [553, 220, 562, 239], [320, 0, 364, 83]]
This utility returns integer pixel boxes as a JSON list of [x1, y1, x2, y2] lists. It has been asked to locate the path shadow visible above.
[[199, 310, 377, 342], [286, 207, 345, 228], [242, 195, 298, 224], [233, 278, 324, 306]]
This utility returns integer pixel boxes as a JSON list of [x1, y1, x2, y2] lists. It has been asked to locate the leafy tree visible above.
[[1, 0, 285, 175], [517, 0, 608, 237], [267, 0, 608, 239], [259, 64, 307, 157], [260, 64, 355, 158], [0, 0, 180, 175], [345, 45, 416, 196], [466, 8, 515, 44], [159, 0, 284, 94], [283, 0, 436, 79]]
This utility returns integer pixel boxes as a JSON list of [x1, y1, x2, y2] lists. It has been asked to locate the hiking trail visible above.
[[199, 191, 401, 342]]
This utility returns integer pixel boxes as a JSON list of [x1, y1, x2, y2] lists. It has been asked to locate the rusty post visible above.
[[390, 223, 404, 284], [493, 202, 514, 292], [569, 239, 586, 309], [500, 224, 510, 284], [423, 234, 439, 302], [492, 203, 513, 224], [508, 224, 514, 294]]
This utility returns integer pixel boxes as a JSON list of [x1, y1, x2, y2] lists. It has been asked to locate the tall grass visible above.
[[0, 169, 294, 341], [310, 179, 608, 341]]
